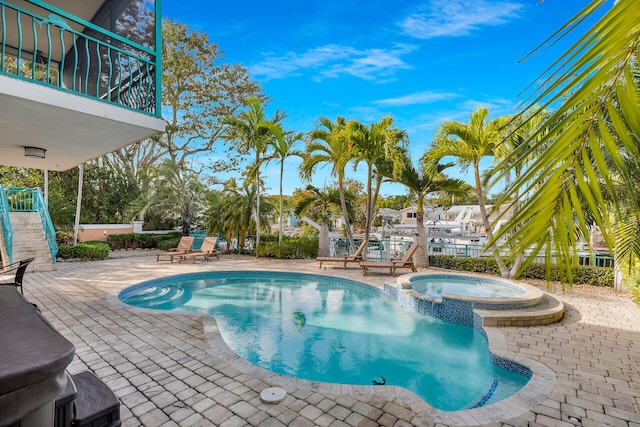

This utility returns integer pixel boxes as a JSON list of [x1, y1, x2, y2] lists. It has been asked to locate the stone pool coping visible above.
[[109, 271, 558, 426]]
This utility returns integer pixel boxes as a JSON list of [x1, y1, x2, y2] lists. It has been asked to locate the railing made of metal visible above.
[[328, 237, 615, 268], [0, 0, 159, 116], [426, 242, 615, 268], [1, 186, 58, 263], [0, 185, 13, 266], [34, 187, 57, 262]]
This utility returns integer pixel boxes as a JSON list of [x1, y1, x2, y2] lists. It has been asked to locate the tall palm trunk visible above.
[[255, 151, 261, 251], [338, 174, 355, 250], [414, 194, 428, 268], [279, 161, 284, 244], [363, 163, 374, 259], [318, 217, 330, 257], [474, 164, 509, 277]]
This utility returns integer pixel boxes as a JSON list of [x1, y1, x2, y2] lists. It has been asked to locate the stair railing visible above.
[[0, 186, 58, 265], [0, 185, 13, 266], [34, 187, 58, 264]]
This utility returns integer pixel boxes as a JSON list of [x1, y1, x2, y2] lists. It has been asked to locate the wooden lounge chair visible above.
[[360, 243, 420, 276], [156, 236, 195, 262], [317, 240, 368, 269], [180, 236, 220, 263]]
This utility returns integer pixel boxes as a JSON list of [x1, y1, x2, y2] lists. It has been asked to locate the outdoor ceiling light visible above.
[[24, 146, 46, 159]]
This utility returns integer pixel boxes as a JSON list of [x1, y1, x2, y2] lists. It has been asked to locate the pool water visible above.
[[411, 277, 523, 299], [119, 272, 529, 411]]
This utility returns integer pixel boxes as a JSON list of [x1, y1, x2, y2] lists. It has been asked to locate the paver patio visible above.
[[18, 252, 640, 426]]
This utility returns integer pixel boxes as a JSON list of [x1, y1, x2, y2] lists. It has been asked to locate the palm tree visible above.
[[384, 151, 468, 267], [348, 116, 407, 252], [129, 160, 205, 235], [301, 116, 357, 248], [223, 97, 284, 248], [263, 122, 304, 243], [493, 0, 640, 284], [294, 185, 355, 257], [427, 106, 512, 277], [204, 178, 273, 252]]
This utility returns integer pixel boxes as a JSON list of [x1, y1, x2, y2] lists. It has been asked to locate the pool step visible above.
[[475, 294, 564, 327]]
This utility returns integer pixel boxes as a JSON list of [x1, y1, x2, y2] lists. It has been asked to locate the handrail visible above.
[[0, 185, 13, 266], [0, 0, 160, 116], [34, 187, 58, 262], [1, 186, 58, 265]]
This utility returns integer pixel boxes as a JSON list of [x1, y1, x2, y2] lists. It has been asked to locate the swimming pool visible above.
[[119, 271, 530, 411]]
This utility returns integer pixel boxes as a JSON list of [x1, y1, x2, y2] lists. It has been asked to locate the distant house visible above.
[[399, 206, 418, 225]]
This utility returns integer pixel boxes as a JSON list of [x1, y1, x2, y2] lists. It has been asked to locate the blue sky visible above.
[[163, 0, 605, 197]]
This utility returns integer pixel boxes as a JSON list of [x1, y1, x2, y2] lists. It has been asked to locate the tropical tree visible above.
[[223, 97, 285, 248], [301, 116, 358, 248], [129, 160, 205, 235], [161, 20, 265, 169], [348, 116, 407, 252], [263, 122, 304, 243], [492, 0, 640, 284], [203, 178, 273, 252], [384, 152, 468, 267], [427, 106, 513, 277], [294, 185, 355, 257]]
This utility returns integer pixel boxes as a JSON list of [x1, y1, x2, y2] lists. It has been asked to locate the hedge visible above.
[[57, 241, 111, 260], [107, 232, 182, 250], [156, 236, 182, 251], [255, 237, 318, 259], [428, 255, 614, 286]]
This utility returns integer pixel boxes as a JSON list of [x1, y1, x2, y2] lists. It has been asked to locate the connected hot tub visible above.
[[387, 272, 547, 327]]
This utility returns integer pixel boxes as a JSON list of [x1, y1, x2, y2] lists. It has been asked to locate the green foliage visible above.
[[57, 242, 110, 260], [254, 237, 318, 259], [107, 232, 181, 250], [428, 256, 614, 286], [156, 237, 182, 251]]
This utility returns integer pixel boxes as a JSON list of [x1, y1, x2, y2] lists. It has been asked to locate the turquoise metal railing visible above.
[[0, 0, 160, 117], [34, 187, 58, 263], [1, 186, 58, 264], [327, 236, 614, 268], [0, 185, 13, 266]]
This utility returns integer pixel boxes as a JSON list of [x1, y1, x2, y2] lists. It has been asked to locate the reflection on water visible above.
[[120, 272, 528, 411]]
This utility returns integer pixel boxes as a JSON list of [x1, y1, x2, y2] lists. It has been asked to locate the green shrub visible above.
[[255, 237, 318, 259], [57, 242, 110, 260], [156, 237, 182, 251], [106, 232, 181, 250], [428, 256, 614, 286]]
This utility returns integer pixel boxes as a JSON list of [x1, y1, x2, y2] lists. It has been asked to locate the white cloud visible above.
[[374, 91, 458, 106], [400, 0, 524, 39], [250, 44, 417, 82]]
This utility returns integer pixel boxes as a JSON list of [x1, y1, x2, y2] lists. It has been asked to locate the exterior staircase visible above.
[[6, 212, 56, 272], [1, 186, 58, 272]]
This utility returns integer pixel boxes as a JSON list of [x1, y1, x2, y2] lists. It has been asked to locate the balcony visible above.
[[0, 0, 165, 171]]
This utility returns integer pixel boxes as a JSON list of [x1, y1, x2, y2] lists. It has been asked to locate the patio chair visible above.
[[156, 236, 195, 263], [317, 240, 368, 269], [180, 236, 220, 263], [0, 257, 35, 294], [360, 243, 420, 276]]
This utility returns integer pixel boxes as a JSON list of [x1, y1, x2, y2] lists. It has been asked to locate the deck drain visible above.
[[260, 387, 287, 404]]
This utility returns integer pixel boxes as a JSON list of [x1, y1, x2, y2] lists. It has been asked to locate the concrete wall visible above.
[[78, 224, 134, 242]]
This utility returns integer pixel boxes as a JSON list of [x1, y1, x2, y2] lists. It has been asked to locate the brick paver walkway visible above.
[[20, 253, 640, 426]]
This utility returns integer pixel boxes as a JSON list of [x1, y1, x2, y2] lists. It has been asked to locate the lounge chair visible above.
[[180, 236, 220, 263], [156, 236, 195, 263], [0, 257, 34, 294], [360, 243, 420, 276], [317, 240, 368, 269]]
